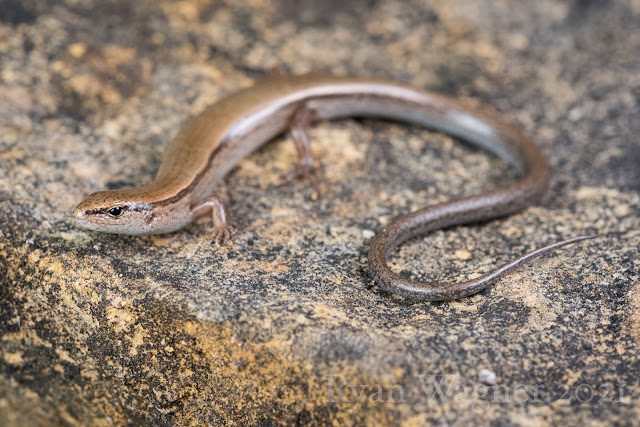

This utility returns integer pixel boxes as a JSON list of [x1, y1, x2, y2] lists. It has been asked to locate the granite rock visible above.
[[1, 0, 639, 424]]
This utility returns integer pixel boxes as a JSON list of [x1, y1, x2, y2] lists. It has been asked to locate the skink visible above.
[[74, 74, 594, 301]]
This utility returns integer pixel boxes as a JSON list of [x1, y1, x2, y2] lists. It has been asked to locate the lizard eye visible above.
[[107, 206, 125, 217]]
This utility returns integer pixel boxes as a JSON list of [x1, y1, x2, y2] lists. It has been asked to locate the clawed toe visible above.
[[211, 225, 235, 245], [281, 164, 315, 181], [280, 165, 323, 197]]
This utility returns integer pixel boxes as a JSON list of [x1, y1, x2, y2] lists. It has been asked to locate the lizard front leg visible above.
[[191, 196, 235, 244]]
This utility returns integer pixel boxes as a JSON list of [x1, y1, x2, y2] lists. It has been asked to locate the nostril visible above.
[[73, 207, 84, 219]]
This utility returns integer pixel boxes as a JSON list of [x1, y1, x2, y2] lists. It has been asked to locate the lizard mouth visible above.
[[73, 205, 86, 223], [72, 205, 94, 229]]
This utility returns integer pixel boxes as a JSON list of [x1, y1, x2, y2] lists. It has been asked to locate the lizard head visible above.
[[73, 189, 157, 235]]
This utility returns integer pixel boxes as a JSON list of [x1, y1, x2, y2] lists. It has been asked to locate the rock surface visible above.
[[1, 0, 639, 424]]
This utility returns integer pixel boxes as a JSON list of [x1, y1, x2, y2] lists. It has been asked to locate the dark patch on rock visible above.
[[0, 0, 37, 25]]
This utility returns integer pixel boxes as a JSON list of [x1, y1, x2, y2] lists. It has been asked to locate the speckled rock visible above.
[[1, 0, 639, 425]]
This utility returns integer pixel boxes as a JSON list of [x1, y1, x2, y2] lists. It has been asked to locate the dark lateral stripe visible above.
[[151, 135, 231, 208]]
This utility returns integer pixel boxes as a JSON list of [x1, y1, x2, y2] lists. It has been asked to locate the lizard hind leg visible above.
[[281, 107, 323, 197]]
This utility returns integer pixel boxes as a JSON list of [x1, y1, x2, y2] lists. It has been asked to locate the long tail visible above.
[[369, 227, 597, 301]]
